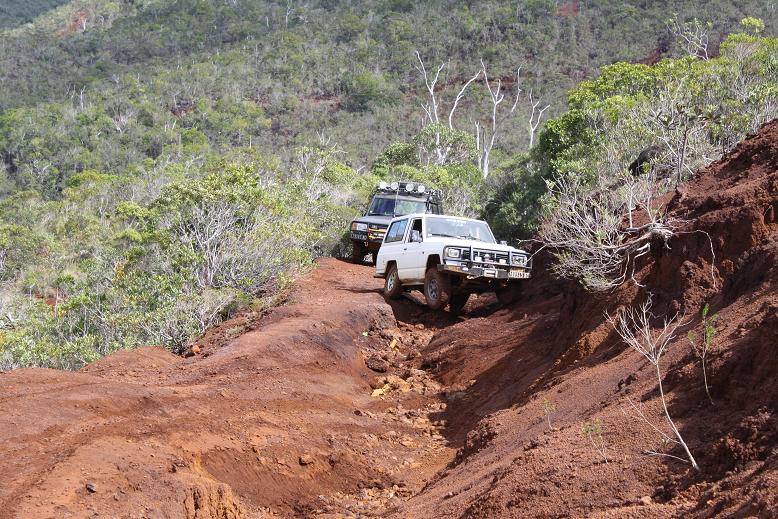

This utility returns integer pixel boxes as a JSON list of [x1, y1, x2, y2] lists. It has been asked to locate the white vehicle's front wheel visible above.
[[424, 267, 451, 311], [383, 264, 403, 300]]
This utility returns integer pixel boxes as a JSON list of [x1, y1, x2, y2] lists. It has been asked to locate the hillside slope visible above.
[[0, 120, 777, 517], [0, 0, 68, 28]]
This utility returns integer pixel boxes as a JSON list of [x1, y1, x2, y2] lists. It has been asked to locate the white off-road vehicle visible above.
[[374, 214, 532, 312]]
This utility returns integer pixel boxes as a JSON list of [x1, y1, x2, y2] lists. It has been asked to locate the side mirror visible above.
[[410, 230, 423, 243]]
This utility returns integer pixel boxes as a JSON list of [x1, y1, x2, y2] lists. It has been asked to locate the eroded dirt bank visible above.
[[2, 120, 778, 518], [395, 120, 778, 518]]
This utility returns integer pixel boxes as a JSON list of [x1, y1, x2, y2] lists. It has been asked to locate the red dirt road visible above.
[[2, 120, 778, 518], [0, 261, 459, 518]]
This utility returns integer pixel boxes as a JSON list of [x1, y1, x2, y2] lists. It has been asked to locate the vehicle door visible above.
[[399, 217, 427, 283], [379, 218, 409, 276]]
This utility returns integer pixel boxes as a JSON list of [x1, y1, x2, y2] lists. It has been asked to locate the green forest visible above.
[[1, 0, 776, 369]]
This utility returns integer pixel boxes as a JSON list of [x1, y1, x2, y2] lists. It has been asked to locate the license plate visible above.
[[509, 269, 530, 279]]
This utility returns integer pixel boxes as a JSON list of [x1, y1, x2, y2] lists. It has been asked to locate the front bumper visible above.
[[438, 264, 531, 280], [350, 230, 386, 245]]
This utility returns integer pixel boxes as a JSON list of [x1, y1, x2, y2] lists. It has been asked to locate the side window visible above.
[[407, 218, 423, 242], [385, 219, 408, 243]]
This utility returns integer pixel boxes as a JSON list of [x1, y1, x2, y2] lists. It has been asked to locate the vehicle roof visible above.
[[372, 193, 437, 201], [387, 213, 488, 225]]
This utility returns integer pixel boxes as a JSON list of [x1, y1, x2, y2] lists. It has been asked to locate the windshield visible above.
[[368, 196, 427, 217], [427, 217, 496, 243]]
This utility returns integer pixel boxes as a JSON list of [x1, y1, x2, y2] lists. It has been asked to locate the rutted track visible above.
[[0, 259, 476, 518]]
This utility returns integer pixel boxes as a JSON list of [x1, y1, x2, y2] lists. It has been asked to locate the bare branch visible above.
[[448, 70, 481, 129]]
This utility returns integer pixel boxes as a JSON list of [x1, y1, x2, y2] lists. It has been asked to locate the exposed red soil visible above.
[[59, 9, 88, 35], [395, 120, 778, 518], [556, 1, 580, 18], [1, 120, 777, 518], [0, 261, 460, 518]]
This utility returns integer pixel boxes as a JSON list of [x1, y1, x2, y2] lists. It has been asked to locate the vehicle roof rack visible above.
[[376, 181, 441, 201]]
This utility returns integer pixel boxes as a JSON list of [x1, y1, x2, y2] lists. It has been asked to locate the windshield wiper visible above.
[[432, 233, 461, 239]]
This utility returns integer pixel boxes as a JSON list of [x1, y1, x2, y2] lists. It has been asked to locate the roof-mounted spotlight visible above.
[[378, 181, 388, 190], [390, 181, 399, 191], [405, 182, 415, 192], [416, 184, 426, 194]]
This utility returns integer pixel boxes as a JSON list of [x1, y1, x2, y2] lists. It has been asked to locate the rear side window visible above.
[[385, 219, 408, 243]]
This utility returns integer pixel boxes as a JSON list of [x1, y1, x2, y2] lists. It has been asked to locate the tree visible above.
[[688, 303, 718, 405], [608, 295, 699, 470], [473, 60, 522, 179], [539, 174, 673, 292], [414, 51, 480, 166]]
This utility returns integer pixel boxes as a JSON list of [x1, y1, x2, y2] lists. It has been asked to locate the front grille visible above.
[[462, 248, 510, 266], [367, 224, 387, 241]]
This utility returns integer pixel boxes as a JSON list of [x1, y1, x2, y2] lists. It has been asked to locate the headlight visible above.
[[512, 254, 526, 266], [351, 222, 368, 232], [445, 248, 461, 259]]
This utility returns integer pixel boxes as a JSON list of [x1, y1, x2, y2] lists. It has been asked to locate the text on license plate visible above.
[[509, 269, 530, 279]]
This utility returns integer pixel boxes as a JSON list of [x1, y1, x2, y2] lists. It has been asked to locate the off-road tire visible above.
[[496, 284, 521, 306], [424, 267, 451, 311], [449, 292, 470, 314], [352, 241, 366, 264], [383, 264, 403, 300]]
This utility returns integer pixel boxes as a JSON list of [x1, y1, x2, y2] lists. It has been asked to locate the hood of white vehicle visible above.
[[423, 237, 528, 255]]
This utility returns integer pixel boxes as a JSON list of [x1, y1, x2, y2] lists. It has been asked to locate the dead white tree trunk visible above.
[[474, 60, 521, 178], [414, 51, 480, 166], [528, 90, 550, 148]]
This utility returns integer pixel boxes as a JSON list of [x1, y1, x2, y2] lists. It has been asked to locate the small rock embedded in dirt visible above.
[[385, 375, 411, 392], [640, 496, 653, 505], [190, 344, 200, 354], [85, 482, 97, 493], [365, 355, 389, 373], [403, 368, 426, 379], [299, 454, 314, 466], [369, 376, 387, 390]]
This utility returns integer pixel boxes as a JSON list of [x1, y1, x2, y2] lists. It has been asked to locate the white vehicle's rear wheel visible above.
[[384, 264, 403, 300], [424, 267, 451, 311]]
